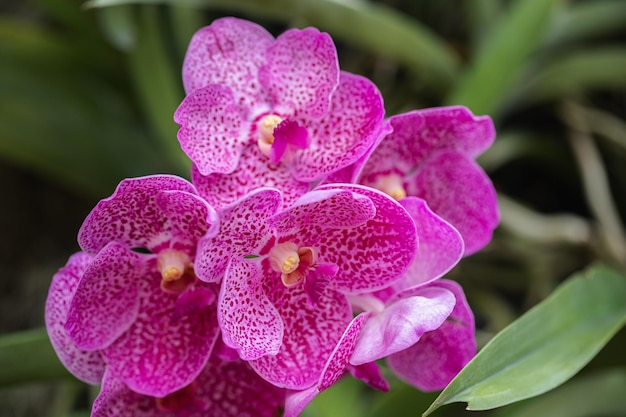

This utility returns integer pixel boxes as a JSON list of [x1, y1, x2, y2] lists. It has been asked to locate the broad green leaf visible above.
[[85, 0, 460, 94], [96, 5, 137, 51], [445, 0, 559, 116], [0, 328, 72, 386], [546, 1, 626, 46], [423, 264, 626, 415]]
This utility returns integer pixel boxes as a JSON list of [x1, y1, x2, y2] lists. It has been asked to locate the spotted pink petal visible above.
[[283, 313, 371, 417], [172, 285, 217, 323], [270, 119, 310, 164], [175, 84, 247, 176], [195, 188, 282, 283], [347, 362, 389, 392], [182, 17, 274, 114], [405, 151, 499, 255], [103, 272, 220, 397], [294, 72, 386, 182], [269, 188, 376, 233], [309, 184, 418, 293], [92, 370, 161, 417], [350, 286, 455, 365], [259, 27, 338, 119], [394, 197, 464, 290], [78, 175, 198, 254], [250, 268, 352, 390], [45, 252, 105, 384], [303, 263, 337, 305], [191, 145, 310, 211], [218, 258, 283, 360], [65, 242, 145, 351], [388, 280, 476, 391]]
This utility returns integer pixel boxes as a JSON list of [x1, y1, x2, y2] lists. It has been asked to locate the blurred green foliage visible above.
[[1, 0, 625, 416]]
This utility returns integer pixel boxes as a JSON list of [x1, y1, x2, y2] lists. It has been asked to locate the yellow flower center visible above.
[[268, 242, 318, 288], [257, 114, 283, 157], [374, 173, 406, 200], [157, 249, 195, 294]]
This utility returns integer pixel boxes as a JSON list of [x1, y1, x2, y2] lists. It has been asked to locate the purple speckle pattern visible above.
[[195, 188, 281, 283], [45, 252, 105, 384], [294, 72, 385, 182], [388, 280, 476, 391], [259, 27, 338, 119], [191, 145, 310, 211], [103, 272, 219, 397], [218, 258, 283, 360], [174, 84, 246, 176], [78, 175, 199, 254], [65, 242, 145, 351]]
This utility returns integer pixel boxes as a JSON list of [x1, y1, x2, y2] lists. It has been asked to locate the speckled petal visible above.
[[405, 151, 499, 255], [182, 17, 274, 113], [269, 188, 376, 234], [309, 184, 418, 294], [78, 175, 198, 253], [218, 258, 283, 360], [350, 286, 454, 365], [195, 188, 281, 283], [191, 145, 310, 211], [259, 27, 338, 119], [175, 84, 248, 176], [294, 72, 385, 182], [283, 313, 371, 417], [65, 242, 145, 351], [103, 273, 219, 397], [250, 269, 352, 390], [347, 362, 389, 391], [388, 280, 476, 391], [395, 197, 463, 289], [92, 370, 159, 417], [45, 252, 105, 384]]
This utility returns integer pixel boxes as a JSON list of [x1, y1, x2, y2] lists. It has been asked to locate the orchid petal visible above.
[[191, 145, 310, 211], [218, 258, 283, 360], [182, 17, 273, 113], [259, 27, 338, 119], [348, 362, 389, 392], [103, 273, 219, 397], [405, 151, 499, 255], [78, 175, 198, 253], [303, 263, 338, 305], [294, 72, 385, 182], [195, 188, 281, 283], [92, 370, 159, 417], [388, 280, 476, 391], [45, 252, 105, 384], [350, 286, 455, 365], [172, 285, 217, 323], [175, 84, 247, 176], [270, 119, 310, 164], [65, 242, 144, 351]]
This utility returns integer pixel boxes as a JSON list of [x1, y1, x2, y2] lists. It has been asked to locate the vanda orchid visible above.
[[45, 16, 498, 417]]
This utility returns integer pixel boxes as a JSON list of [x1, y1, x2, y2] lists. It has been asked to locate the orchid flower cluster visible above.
[[46, 17, 499, 417]]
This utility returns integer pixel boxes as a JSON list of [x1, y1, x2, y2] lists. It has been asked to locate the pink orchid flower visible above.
[[194, 184, 418, 391], [61, 175, 221, 398], [174, 17, 387, 209], [358, 106, 500, 255]]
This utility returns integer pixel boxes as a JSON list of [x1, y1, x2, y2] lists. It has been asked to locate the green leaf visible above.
[[445, 0, 559, 116], [546, 1, 626, 46], [85, 0, 460, 94], [0, 328, 72, 386], [423, 264, 626, 415]]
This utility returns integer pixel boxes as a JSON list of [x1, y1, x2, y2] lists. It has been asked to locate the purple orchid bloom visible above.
[[358, 106, 500, 255], [175, 17, 387, 209], [62, 175, 221, 398], [194, 183, 418, 391], [92, 354, 285, 417]]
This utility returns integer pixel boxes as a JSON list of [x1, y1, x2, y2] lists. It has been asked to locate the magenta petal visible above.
[[103, 274, 219, 397], [45, 252, 105, 384], [350, 286, 455, 365], [182, 17, 274, 111], [388, 280, 476, 391], [348, 362, 389, 392], [174, 84, 247, 176], [65, 242, 144, 351], [92, 370, 159, 417], [218, 258, 283, 360], [260, 27, 338, 118], [303, 263, 338, 305], [195, 188, 281, 283], [313, 184, 418, 293], [284, 387, 318, 417], [405, 151, 499, 255], [250, 275, 352, 390], [270, 119, 310, 163], [172, 285, 217, 322], [191, 145, 310, 211], [294, 72, 386, 182], [396, 197, 463, 289], [78, 175, 197, 253]]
